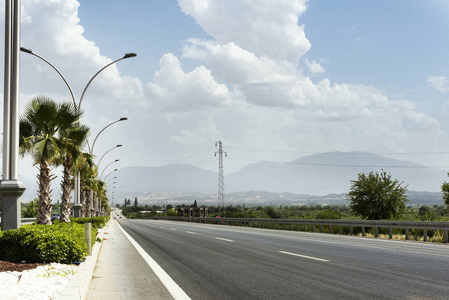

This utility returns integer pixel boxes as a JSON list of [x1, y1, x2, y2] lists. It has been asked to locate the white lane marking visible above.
[[215, 237, 234, 243], [279, 251, 330, 262], [117, 222, 191, 300], [170, 228, 177, 231], [186, 231, 196, 235]]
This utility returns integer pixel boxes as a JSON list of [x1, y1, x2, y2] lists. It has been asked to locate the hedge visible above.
[[0, 222, 95, 263]]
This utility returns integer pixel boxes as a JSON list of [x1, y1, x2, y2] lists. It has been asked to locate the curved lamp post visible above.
[[98, 144, 122, 169], [106, 176, 117, 186], [21, 47, 136, 217], [100, 159, 119, 179], [104, 169, 118, 183], [20, 47, 76, 107], [89, 118, 127, 155]]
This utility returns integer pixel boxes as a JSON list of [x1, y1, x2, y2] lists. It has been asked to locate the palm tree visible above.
[[19, 96, 81, 225], [57, 124, 89, 222], [77, 153, 97, 217]]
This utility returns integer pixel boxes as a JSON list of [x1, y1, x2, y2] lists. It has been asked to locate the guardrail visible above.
[[0, 218, 36, 227], [150, 216, 449, 243]]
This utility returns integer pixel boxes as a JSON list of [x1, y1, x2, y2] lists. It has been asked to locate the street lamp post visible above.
[[0, 0, 26, 231], [88, 119, 127, 155], [98, 145, 122, 169], [87, 118, 126, 216], [100, 159, 119, 179], [104, 169, 118, 183], [21, 47, 136, 217]]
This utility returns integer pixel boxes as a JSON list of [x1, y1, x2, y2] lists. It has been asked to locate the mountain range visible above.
[[115, 152, 448, 197]]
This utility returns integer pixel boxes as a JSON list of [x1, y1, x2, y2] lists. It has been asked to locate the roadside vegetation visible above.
[[0, 215, 109, 263]]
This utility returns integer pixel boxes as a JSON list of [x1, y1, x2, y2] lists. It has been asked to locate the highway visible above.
[[118, 219, 449, 299]]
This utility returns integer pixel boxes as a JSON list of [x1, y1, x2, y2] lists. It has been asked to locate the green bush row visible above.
[[0, 222, 96, 263], [71, 216, 110, 229]]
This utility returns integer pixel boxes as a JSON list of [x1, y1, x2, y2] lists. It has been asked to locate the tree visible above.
[[23, 198, 39, 218], [20, 97, 79, 224], [77, 152, 97, 217], [134, 197, 138, 207], [441, 175, 449, 213], [57, 109, 89, 222], [347, 170, 408, 220]]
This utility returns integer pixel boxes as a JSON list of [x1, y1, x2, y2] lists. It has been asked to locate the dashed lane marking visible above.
[[215, 237, 234, 243], [279, 251, 330, 262]]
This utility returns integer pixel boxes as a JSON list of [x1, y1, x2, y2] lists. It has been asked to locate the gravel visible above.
[[0, 263, 77, 299]]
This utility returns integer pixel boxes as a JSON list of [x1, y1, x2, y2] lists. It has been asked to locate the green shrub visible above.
[[71, 216, 109, 229], [0, 222, 91, 263]]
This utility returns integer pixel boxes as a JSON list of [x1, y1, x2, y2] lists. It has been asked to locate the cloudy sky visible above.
[[3, 0, 449, 195]]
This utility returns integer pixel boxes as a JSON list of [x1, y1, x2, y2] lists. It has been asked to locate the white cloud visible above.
[[145, 53, 232, 112], [304, 59, 325, 74], [427, 76, 449, 93], [178, 0, 310, 64]]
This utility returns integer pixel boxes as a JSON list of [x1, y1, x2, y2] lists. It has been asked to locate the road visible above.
[[118, 219, 449, 300]]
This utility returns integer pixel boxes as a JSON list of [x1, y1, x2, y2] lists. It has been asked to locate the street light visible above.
[[97, 144, 122, 168], [100, 159, 119, 178], [89, 118, 127, 155], [106, 176, 117, 186], [104, 169, 118, 182], [21, 47, 136, 217], [20, 47, 76, 107], [1, 0, 26, 230]]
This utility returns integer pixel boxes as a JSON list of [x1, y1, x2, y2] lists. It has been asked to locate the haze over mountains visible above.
[[114, 152, 448, 198]]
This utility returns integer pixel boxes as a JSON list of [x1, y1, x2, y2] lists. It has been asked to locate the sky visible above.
[[2, 0, 449, 197]]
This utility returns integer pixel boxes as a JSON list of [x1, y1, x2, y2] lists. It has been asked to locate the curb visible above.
[[58, 219, 111, 300]]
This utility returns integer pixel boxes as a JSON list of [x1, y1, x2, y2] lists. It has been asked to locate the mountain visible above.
[[226, 152, 447, 195], [114, 152, 447, 198]]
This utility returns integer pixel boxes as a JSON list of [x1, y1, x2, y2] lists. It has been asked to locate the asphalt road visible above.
[[118, 219, 449, 300]]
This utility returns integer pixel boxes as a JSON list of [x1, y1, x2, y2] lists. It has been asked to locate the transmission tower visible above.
[[215, 141, 227, 209]]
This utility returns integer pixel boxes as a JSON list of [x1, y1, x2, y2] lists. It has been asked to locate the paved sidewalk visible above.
[[86, 220, 173, 300]]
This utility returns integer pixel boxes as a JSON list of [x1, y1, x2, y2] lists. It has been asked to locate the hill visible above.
[[112, 152, 447, 202]]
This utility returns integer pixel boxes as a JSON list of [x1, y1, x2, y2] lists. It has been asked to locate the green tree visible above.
[[23, 198, 39, 218], [19, 97, 79, 225], [441, 175, 449, 213], [316, 209, 341, 219], [347, 170, 408, 220], [57, 113, 89, 222], [134, 197, 138, 207]]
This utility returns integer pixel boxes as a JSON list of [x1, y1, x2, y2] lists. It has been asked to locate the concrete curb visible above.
[[58, 219, 111, 300]]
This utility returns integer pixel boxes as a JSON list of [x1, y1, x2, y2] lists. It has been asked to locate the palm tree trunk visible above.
[[37, 161, 55, 225], [85, 187, 93, 218], [60, 156, 72, 222], [80, 181, 86, 217]]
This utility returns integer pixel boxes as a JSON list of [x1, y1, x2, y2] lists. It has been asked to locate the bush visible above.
[[71, 216, 110, 229], [0, 222, 93, 263], [316, 209, 341, 219]]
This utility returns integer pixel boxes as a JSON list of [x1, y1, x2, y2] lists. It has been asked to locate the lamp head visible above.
[[124, 53, 137, 59], [119, 117, 128, 121], [20, 47, 33, 54], [116, 144, 122, 147]]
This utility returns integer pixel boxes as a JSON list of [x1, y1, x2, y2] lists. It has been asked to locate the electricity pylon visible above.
[[215, 141, 227, 210]]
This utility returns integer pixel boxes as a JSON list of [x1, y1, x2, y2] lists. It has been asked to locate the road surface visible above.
[[118, 219, 449, 299]]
